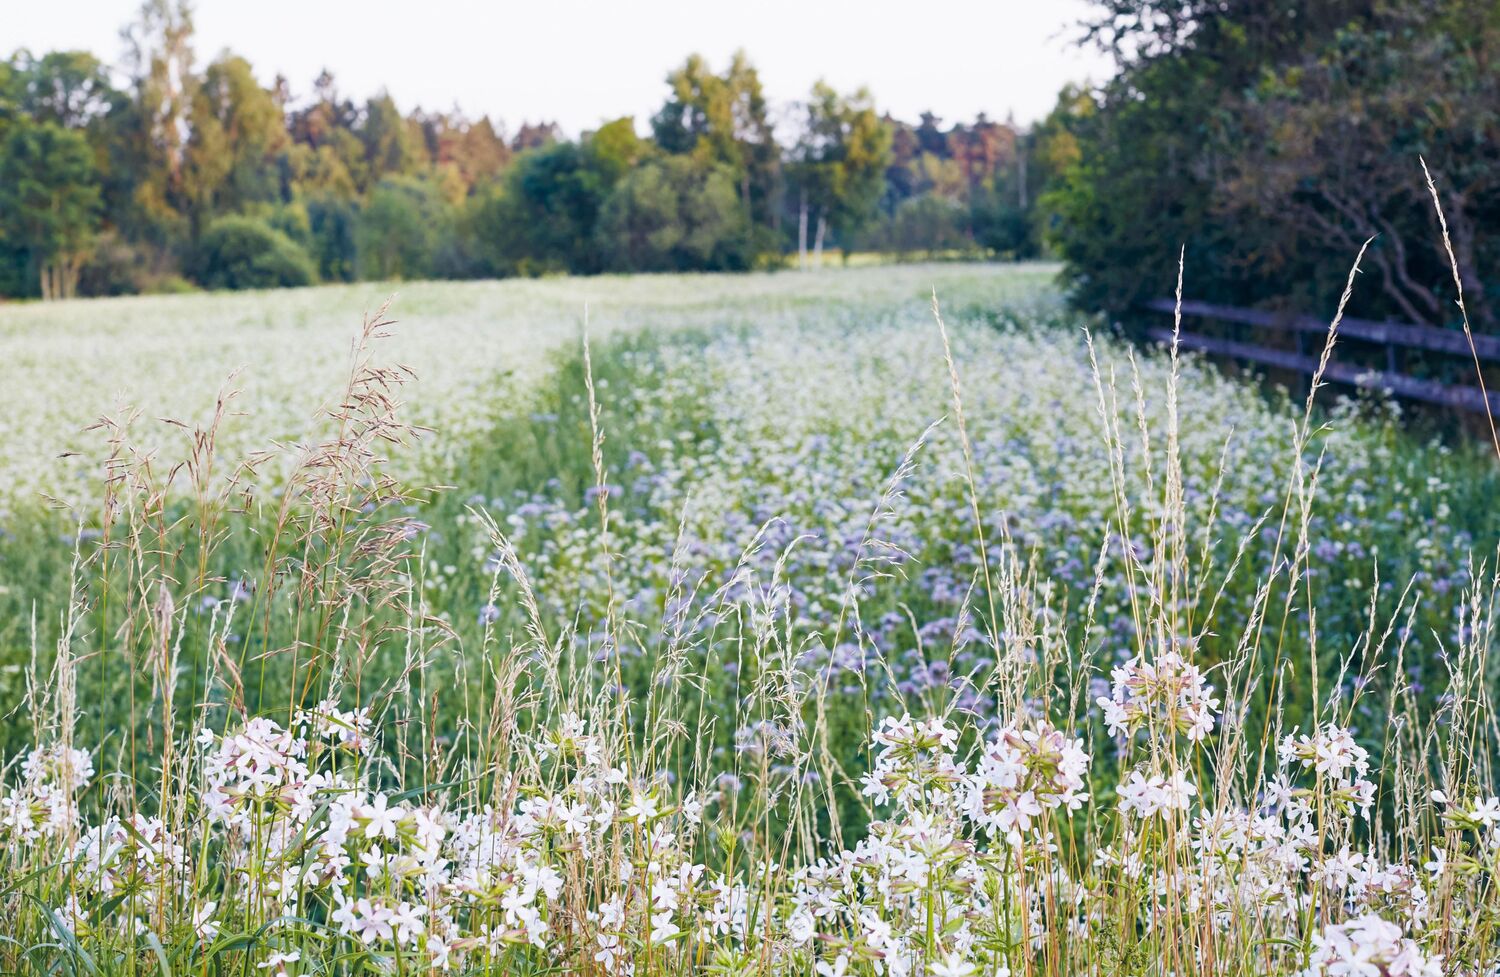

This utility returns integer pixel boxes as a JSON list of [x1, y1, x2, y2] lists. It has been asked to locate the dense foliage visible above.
[[0, 2, 1052, 299], [191, 214, 316, 290], [1046, 0, 1500, 336]]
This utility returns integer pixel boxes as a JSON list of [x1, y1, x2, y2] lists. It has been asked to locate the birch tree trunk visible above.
[[62, 253, 82, 299], [812, 213, 827, 270], [798, 191, 809, 271]]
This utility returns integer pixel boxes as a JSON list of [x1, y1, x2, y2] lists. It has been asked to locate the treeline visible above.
[[13, 0, 1490, 335], [0, 1, 1082, 300], [1048, 0, 1500, 334]]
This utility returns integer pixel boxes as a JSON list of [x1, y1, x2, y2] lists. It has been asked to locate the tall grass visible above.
[[0, 272, 1498, 977]]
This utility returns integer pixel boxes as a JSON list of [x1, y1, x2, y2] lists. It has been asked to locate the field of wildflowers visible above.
[[0, 263, 1498, 976]]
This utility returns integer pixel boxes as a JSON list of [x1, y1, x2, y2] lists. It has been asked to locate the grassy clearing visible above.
[[0, 264, 1498, 975]]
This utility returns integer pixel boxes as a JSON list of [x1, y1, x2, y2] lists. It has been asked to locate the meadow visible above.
[[1, 262, 1499, 976]]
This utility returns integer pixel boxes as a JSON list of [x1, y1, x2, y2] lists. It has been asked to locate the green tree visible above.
[[468, 141, 608, 275], [0, 50, 126, 295], [9, 50, 122, 130], [651, 52, 779, 257], [588, 117, 645, 185], [358, 93, 420, 191], [0, 118, 101, 298], [969, 186, 1030, 257], [356, 175, 452, 280], [1210, 2, 1500, 328], [305, 193, 359, 282], [1047, 0, 1463, 327], [118, 0, 196, 249], [597, 155, 749, 272], [183, 55, 287, 228], [788, 82, 892, 267], [1022, 85, 1091, 255], [190, 214, 314, 289], [889, 194, 972, 257]]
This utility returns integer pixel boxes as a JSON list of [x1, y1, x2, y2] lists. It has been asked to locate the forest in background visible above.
[[5, 0, 1500, 346], [0, 1, 1065, 299]]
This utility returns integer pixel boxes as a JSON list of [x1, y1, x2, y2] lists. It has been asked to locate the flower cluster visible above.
[[1116, 768, 1196, 819], [1, 743, 92, 843], [1277, 724, 1377, 817], [963, 722, 1090, 843], [5, 701, 1493, 977], [1097, 650, 1220, 743], [1303, 913, 1443, 977], [798, 716, 1093, 977], [859, 714, 963, 807], [1437, 791, 1500, 847]]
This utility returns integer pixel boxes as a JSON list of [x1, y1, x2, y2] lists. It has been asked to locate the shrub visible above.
[[356, 176, 454, 281], [597, 156, 752, 272], [306, 193, 360, 283], [191, 215, 316, 290], [882, 192, 973, 257], [76, 230, 146, 297], [468, 142, 609, 276]]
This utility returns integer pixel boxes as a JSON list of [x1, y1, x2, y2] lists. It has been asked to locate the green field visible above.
[[2, 264, 1498, 976]]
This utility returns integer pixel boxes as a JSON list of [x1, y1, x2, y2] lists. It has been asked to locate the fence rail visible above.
[[1144, 299, 1500, 415]]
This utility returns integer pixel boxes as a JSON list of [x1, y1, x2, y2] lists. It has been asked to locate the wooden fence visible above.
[[1143, 298, 1500, 415]]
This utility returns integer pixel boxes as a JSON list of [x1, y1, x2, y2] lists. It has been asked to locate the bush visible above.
[[597, 156, 752, 272], [468, 142, 609, 276], [141, 273, 199, 295], [76, 231, 145, 297], [879, 193, 973, 257], [78, 231, 200, 297], [306, 194, 360, 283], [190, 215, 316, 290], [356, 176, 453, 281]]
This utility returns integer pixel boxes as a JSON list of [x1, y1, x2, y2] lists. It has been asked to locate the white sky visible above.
[[3, 0, 1115, 135]]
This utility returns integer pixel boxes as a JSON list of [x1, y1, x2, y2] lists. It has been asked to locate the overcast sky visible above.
[[5, 1, 1115, 135]]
